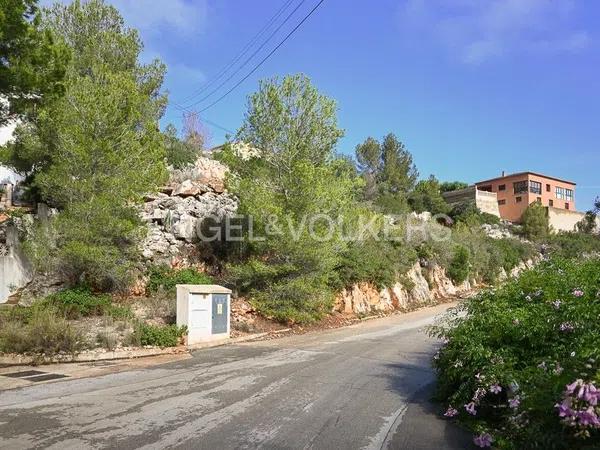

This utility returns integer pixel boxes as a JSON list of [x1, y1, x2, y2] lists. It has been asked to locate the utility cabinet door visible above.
[[211, 294, 228, 334], [189, 293, 210, 330]]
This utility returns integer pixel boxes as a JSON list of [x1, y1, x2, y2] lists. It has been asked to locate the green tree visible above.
[[521, 202, 549, 241], [221, 74, 361, 323], [576, 211, 597, 234], [408, 175, 450, 215], [237, 73, 344, 168], [0, 0, 69, 125], [440, 181, 469, 193], [4, 0, 168, 289], [447, 245, 470, 284], [355, 133, 418, 213], [163, 123, 198, 169]]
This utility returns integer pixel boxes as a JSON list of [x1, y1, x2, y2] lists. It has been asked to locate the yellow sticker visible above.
[[217, 303, 223, 315]]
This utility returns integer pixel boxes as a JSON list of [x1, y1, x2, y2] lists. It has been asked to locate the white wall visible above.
[[0, 121, 21, 184], [0, 226, 33, 303], [547, 207, 587, 232]]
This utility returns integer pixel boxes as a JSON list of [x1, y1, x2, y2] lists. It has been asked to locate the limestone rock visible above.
[[172, 179, 209, 197], [139, 154, 239, 265]]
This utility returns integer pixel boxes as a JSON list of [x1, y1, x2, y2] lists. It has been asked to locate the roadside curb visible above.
[[0, 331, 278, 367], [0, 300, 461, 367]]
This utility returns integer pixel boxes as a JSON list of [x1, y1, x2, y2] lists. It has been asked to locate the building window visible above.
[[516, 196, 522, 203], [536, 197, 542, 203], [546, 184, 551, 192], [549, 199, 554, 207], [479, 185, 492, 192], [498, 184, 506, 191], [514, 181, 528, 194], [556, 187, 565, 199], [530, 181, 542, 194], [565, 202, 570, 210], [565, 189, 574, 201], [498, 199, 506, 205]]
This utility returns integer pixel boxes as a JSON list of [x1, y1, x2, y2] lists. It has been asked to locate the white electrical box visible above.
[[176, 284, 232, 345]]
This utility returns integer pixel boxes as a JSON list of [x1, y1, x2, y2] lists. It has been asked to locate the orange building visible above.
[[475, 172, 576, 222]]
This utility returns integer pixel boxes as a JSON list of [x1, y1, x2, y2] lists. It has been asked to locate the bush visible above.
[[42, 287, 111, 318], [547, 232, 600, 259], [447, 245, 470, 284], [227, 260, 298, 293], [430, 258, 600, 449], [41, 287, 132, 319], [133, 323, 187, 348], [450, 202, 500, 226], [146, 265, 213, 294], [143, 288, 176, 323], [23, 200, 144, 292], [0, 307, 87, 356], [251, 275, 334, 324], [521, 203, 549, 241], [335, 237, 417, 289]]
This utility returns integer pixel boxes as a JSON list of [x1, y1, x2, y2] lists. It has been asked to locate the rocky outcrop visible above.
[[140, 156, 238, 265], [333, 259, 534, 315], [333, 262, 440, 314]]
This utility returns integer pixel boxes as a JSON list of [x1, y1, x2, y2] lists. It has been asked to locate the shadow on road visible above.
[[382, 360, 476, 450]]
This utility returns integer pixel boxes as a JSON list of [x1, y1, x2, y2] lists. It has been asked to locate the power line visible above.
[[170, 100, 236, 135], [195, 0, 327, 114], [202, 117, 235, 134], [181, 0, 308, 110], [178, 0, 296, 104]]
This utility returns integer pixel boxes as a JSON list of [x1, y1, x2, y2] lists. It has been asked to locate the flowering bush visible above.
[[430, 258, 600, 449]]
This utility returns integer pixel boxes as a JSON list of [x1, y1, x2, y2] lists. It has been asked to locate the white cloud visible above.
[[398, 0, 591, 64], [107, 0, 209, 36]]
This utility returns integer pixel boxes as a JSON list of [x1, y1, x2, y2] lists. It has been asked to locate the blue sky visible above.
[[104, 0, 599, 209]]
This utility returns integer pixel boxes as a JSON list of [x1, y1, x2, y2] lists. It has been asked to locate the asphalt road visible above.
[[0, 303, 473, 450]]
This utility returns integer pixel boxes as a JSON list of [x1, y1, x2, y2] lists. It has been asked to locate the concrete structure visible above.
[[547, 207, 597, 232], [441, 186, 501, 217], [475, 171, 576, 222], [176, 284, 231, 344], [0, 224, 33, 303]]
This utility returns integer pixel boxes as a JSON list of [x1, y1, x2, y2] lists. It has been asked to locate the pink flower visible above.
[[490, 384, 502, 394], [566, 379, 583, 395], [473, 433, 493, 448], [576, 407, 600, 427], [444, 406, 459, 417], [509, 396, 521, 409], [465, 402, 477, 415], [572, 289, 584, 297], [555, 400, 574, 418]]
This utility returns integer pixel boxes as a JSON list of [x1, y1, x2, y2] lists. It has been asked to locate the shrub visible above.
[[227, 260, 298, 293], [41, 287, 132, 319], [42, 287, 111, 318], [430, 258, 600, 449], [450, 202, 500, 226], [143, 288, 176, 323], [547, 232, 600, 259], [521, 202, 549, 241], [447, 245, 470, 284], [250, 275, 334, 324], [0, 307, 87, 356], [335, 238, 417, 289], [146, 265, 213, 294], [133, 323, 187, 348]]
